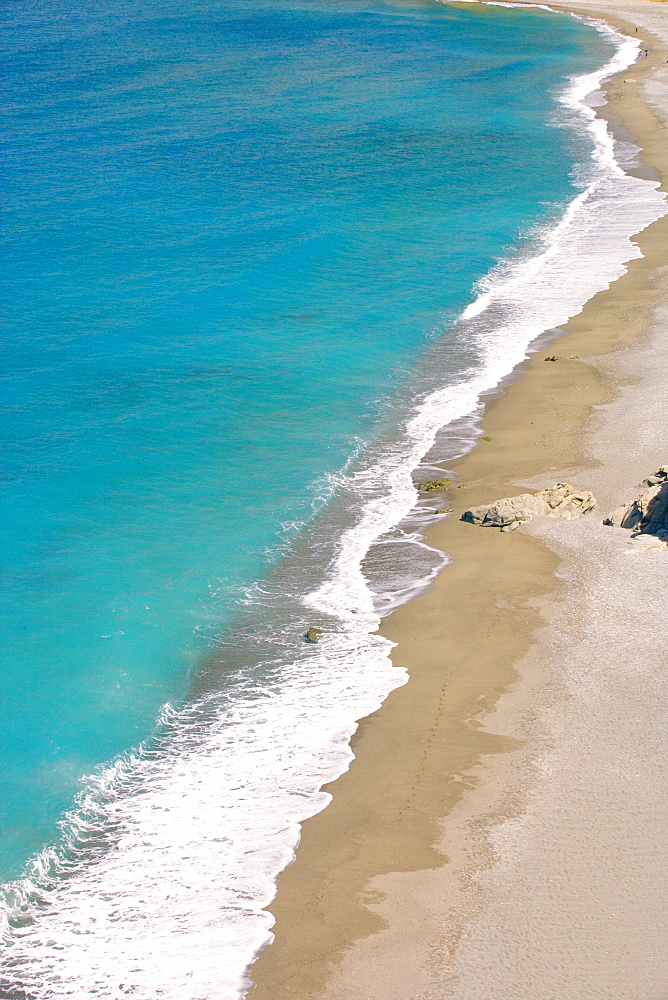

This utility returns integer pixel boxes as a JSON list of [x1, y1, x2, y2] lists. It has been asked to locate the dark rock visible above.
[[417, 478, 451, 492]]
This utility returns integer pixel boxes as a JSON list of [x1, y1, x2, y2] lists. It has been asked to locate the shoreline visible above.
[[249, 4, 668, 998]]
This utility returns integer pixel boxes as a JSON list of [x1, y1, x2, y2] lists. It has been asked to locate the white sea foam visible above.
[[1, 17, 665, 1000]]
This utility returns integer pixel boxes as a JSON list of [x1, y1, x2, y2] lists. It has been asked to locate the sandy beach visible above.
[[249, 3, 668, 997]]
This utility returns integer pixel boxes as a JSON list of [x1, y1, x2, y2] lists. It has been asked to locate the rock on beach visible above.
[[604, 467, 668, 548], [462, 482, 597, 532]]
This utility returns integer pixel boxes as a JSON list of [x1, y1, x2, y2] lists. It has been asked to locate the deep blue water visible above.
[[1, 0, 614, 879]]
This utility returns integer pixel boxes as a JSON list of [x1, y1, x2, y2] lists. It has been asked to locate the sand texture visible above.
[[248, 4, 668, 998]]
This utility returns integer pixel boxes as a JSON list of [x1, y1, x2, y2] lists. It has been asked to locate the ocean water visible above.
[[0, 0, 665, 996]]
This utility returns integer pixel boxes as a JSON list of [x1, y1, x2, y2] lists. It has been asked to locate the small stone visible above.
[[641, 467, 668, 487]]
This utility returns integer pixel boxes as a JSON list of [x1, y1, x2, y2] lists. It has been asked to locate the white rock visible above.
[[462, 483, 597, 532]]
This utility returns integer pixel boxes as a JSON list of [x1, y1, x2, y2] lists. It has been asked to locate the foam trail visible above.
[[1, 17, 665, 1000]]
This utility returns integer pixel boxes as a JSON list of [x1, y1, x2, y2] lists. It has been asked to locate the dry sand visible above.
[[249, 4, 668, 998]]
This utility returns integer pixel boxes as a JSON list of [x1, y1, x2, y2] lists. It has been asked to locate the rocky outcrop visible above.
[[462, 483, 597, 532], [417, 478, 451, 492], [604, 467, 668, 548]]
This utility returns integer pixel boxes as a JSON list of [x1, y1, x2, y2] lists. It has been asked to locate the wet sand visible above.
[[249, 4, 668, 998]]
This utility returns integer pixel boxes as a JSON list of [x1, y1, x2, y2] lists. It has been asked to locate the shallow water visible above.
[[1, 0, 665, 996]]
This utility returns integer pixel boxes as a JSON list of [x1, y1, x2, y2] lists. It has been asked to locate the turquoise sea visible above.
[[1, 0, 664, 996]]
